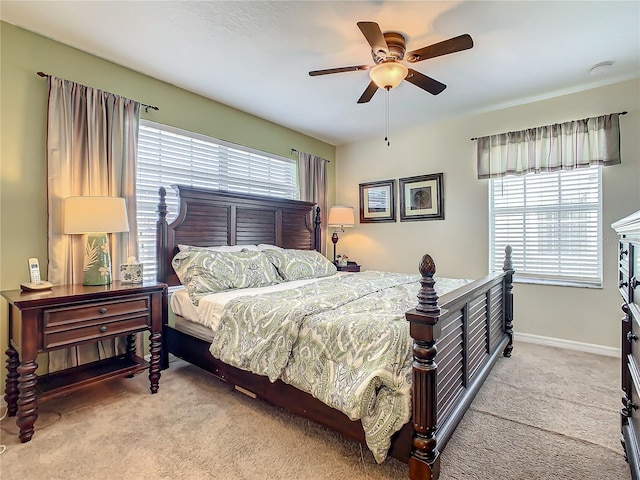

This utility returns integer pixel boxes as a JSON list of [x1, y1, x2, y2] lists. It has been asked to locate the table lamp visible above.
[[327, 206, 355, 263], [63, 196, 129, 286]]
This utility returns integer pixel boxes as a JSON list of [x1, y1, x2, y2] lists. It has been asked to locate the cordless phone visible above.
[[28, 257, 41, 283], [20, 258, 53, 291]]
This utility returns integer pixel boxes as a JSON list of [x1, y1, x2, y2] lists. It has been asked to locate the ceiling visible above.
[[2, 1, 639, 146]]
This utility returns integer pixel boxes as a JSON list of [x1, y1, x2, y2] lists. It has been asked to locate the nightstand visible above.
[[336, 262, 361, 272], [1, 281, 167, 443]]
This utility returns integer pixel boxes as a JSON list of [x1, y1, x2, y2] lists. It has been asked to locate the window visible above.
[[489, 166, 602, 287], [136, 120, 298, 281]]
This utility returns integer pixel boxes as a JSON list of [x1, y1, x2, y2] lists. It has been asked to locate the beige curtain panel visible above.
[[46, 75, 140, 371], [476, 113, 621, 179], [297, 151, 328, 255]]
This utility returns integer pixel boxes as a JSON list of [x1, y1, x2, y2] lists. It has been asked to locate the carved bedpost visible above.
[[406, 254, 445, 480], [313, 206, 322, 253], [156, 187, 168, 283], [156, 187, 170, 371], [502, 245, 515, 357]]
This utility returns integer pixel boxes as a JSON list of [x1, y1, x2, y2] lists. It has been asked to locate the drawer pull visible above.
[[620, 280, 629, 289], [622, 397, 638, 417], [620, 249, 628, 260], [99, 325, 108, 333], [627, 331, 638, 342], [631, 277, 639, 289], [99, 307, 108, 314]]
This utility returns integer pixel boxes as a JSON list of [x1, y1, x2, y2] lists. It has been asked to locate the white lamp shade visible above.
[[327, 206, 355, 227], [64, 196, 129, 234], [369, 61, 408, 89]]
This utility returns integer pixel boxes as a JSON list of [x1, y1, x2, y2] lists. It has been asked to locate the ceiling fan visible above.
[[309, 21, 474, 103]]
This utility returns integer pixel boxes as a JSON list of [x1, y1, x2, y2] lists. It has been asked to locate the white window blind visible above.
[[489, 166, 602, 287], [136, 120, 298, 281]]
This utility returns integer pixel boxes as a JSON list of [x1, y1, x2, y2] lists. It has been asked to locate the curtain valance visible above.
[[476, 113, 621, 179]]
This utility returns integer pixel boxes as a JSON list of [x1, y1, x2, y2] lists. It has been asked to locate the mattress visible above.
[[170, 272, 351, 333]]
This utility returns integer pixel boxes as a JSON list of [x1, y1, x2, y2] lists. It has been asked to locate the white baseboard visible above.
[[515, 332, 620, 358]]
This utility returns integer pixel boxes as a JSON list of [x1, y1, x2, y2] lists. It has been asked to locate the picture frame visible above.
[[359, 179, 396, 223], [399, 173, 444, 221]]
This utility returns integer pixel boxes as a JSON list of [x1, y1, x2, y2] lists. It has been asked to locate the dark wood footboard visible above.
[[404, 246, 514, 479], [156, 185, 514, 480]]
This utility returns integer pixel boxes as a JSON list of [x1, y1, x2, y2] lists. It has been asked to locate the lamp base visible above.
[[331, 231, 339, 263], [82, 233, 112, 286]]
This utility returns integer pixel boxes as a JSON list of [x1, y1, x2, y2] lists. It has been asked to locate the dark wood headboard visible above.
[[156, 185, 322, 287]]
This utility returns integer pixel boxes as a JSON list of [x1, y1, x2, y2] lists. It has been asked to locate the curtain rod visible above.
[[469, 111, 628, 141], [290, 148, 330, 162], [36, 71, 159, 112]]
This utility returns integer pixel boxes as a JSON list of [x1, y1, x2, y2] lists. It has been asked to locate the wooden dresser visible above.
[[613, 210, 640, 480]]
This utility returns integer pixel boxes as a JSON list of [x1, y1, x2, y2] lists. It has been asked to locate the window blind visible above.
[[489, 166, 602, 287], [136, 120, 298, 281]]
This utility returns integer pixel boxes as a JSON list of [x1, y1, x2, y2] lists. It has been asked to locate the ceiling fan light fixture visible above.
[[369, 61, 408, 89]]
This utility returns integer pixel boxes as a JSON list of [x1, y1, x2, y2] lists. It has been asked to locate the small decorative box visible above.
[[120, 257, 143, 284]]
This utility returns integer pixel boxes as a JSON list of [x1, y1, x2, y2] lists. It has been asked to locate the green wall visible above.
[[0, 22, 336, 384]]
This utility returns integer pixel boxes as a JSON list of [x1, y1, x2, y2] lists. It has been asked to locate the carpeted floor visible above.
[[0, 341, 631, 480]]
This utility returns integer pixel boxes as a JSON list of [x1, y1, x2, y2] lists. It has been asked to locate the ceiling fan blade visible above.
[[405, 69, 447, 95], [406, 34, 473, 63], [309, 65, 370, 76], [357, 21, 389, 57], [357, 81, 378, 104]]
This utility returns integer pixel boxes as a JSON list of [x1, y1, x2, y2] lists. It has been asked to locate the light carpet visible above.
[[0, 341, 630, 480]]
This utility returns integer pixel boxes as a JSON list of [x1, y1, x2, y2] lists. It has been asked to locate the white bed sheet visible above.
[[170, 272, 351, 332]]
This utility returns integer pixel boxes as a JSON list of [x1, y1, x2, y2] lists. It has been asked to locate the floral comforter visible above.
[[209, 271, 470, 462]]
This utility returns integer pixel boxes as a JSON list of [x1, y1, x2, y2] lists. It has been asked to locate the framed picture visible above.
[[359, 179, 396, 223], [399, 173, 444, 221]]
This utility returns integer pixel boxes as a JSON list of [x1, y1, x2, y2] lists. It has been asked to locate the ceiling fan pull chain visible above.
[[385, 86, 390, 146]]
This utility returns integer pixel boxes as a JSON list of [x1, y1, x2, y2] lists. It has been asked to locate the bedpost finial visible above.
[[503, 245, 514, 272], [313, 206, 322, 253], [415, 253, 439, 315], [157, 187, 168, 218], [419, 254, 436, 278]]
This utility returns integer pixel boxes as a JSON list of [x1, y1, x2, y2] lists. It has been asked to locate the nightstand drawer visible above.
[[336, 262, 361, 272], [43, 296, 151, 349], [339, 266, 360, 272], [44, 296, 150, 329], [43, 314, 150, 349]]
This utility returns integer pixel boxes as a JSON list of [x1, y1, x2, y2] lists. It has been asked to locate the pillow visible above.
[[262, 249, 337, 281], [178, 244, 259, 252], [257, 244, 283, 251], [172, 249, 281, 304]]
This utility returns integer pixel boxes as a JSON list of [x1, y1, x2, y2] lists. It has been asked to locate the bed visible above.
[[156, 185, 514, 480]]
